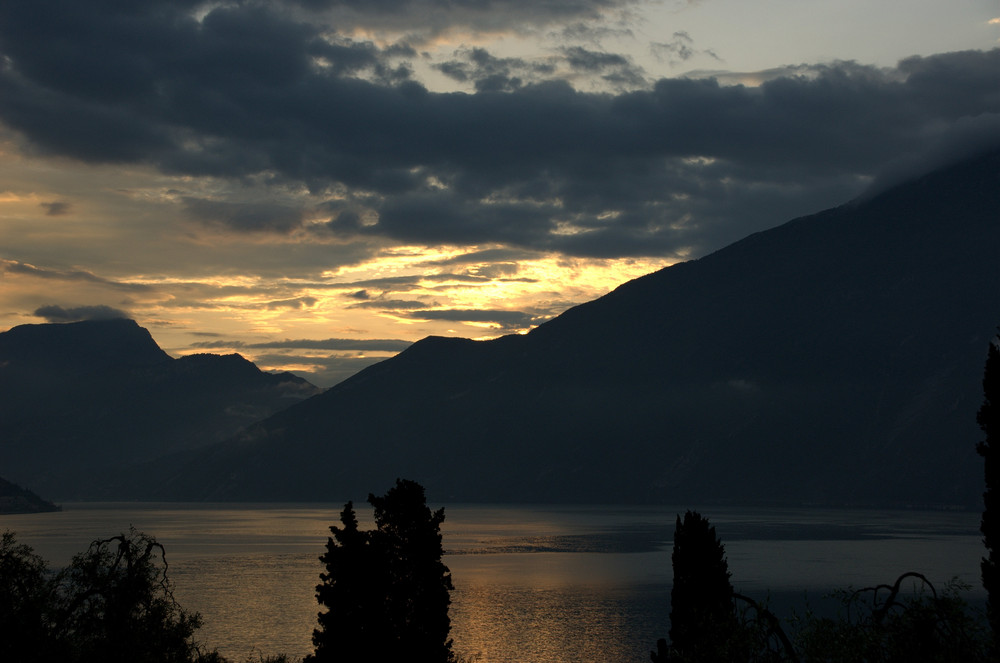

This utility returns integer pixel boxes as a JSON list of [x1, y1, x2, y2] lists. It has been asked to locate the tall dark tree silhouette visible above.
[[655, 510, 737, 662], [310, 479, 454, 663], [310, 502, 387, 661], [979, 332, 1000, 653]]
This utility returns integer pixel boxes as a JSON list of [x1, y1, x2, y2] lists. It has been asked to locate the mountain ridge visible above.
[[138, 147, 1000, 506], [0, 319, 322, 499]]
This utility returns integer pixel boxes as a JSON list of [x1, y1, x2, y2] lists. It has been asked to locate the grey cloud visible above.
[[33, 304, 130, 322], [349, 299, 432, 310], [339, 273, 494, 291], [422, 248, 542, 266], [434, 47, 556, 92], [562, 46, 628, 71], [40, 201, 71, 216], [650, 31, 719, 65], [290, 0, 635, 35], [405, 308, 545, 329], [468, 263, 520, 279], [191, 337, 412, 351], [266, 296, 318, 310], [1, 260, 152, 292], [1, 1, 999, 259], [560, 46, 646, 89], [557, 21, 635, 45], [190, 340, 246, 349], [183, 198, 308, 233]]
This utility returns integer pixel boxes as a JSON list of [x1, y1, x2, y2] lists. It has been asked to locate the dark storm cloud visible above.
[[34, 304, 130, 322], [561, 45, 628, 71], [290, 0, 634, 34], [434, 47, 556, 92], [559, 46, 646, 89], [1, 0, 999, 258]]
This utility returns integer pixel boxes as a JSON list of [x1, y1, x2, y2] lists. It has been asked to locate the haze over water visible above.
[[1, 503, 983, 663]]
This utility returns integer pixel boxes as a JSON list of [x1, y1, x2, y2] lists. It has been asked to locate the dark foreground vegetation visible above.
[[2, 334, 999, 662]]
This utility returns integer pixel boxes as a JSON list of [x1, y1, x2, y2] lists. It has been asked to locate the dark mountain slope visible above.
[[0, 319, 321, 499], [156, 148, 1000, 506], [0, 476, 60, 514]]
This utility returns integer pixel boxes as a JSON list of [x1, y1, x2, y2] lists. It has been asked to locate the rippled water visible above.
[[1, 504, 983, 663]]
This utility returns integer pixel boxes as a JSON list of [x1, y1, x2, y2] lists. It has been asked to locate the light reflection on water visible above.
[[0, 504, 983, 663]]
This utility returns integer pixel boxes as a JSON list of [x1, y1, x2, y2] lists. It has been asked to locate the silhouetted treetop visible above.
[[311, 479, 454, 663]]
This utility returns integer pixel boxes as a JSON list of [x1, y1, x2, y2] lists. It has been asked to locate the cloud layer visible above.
[[2, 0, 998, 386], [2, 2, 998, 262]]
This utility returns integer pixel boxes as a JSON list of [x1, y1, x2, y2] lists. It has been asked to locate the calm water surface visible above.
[[0, 504, 983, 663]]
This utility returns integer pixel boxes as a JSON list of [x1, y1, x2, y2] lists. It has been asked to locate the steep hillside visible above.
[[137, 149, 1000, 506], [0, 319, 321, 499], [0, 476, 60, 514]]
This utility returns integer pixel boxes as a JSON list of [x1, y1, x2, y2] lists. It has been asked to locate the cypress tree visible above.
[[311, 501, 389, 662], [667, 510, 736, 662], [310, 479, 454, 663], [368, 479, 454, 662]]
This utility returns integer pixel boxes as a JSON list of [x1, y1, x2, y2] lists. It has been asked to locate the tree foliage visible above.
[[794, 574, 988, 662], [654, 510, 739, 662], [0, 527, 206, 663], [0, 530, 59, 661], [310, 478, 454, 663]]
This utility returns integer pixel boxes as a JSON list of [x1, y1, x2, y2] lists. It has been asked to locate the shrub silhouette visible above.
[[310, 478, 454, 663], [794, 574, 988, 662], [0, 527, 206, 663]]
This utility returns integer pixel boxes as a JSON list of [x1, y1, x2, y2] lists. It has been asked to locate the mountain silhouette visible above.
[[0, 476, 59, 513], [0, 318, 321, 499], [144, 147, 1000, 507]]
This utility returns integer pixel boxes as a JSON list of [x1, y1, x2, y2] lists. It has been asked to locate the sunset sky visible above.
[[1, 0, 998, 386]]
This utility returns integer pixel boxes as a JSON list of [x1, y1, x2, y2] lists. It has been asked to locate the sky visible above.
[[1, 0, 999, 387]]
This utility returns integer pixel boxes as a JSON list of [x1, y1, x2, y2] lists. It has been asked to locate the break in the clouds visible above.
[[406, 308, 546, 330], [1, 1, 997, 261]]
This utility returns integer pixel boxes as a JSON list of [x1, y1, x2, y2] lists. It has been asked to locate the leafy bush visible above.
[[1, 528, 209, 663]]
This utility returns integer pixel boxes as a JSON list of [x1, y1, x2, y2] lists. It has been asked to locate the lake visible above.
[[0, 503, 985, 662]]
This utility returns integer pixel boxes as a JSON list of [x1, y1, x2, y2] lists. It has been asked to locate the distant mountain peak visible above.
[[0, 319, 321, 499], [0, 318, 171, 370]]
